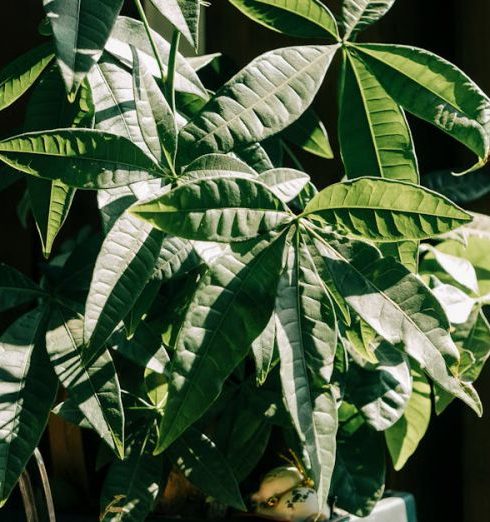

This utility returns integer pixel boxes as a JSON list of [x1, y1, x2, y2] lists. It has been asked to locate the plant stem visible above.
[[133, 0, 167, 82], [167, 30, 181, 115]]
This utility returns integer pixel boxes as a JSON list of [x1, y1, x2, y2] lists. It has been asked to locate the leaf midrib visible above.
[[186, 45, 338, 148]]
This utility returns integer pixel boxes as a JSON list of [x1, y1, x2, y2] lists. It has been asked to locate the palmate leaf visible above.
[[228, 0, 339, 40], [355, 44, 490, 170], [306, 226, 482, 415], [89, 53, 152, 154], [433, 235, 490, 296], [155, 231, 288, 453], [88, 52, 166, 226], [435, 306, 490, 414], [167, 427, 245, 510], [180, 153, 258, 181], [147, 0, 201, 49], [339, 51, 419, 183], [234, 143, 275, 174], [275, 232, 338, 509], [331, 415, 386, 517], [221, 399, 272, 481], [259, 168, 310, 203], [43, 0, 124, 95], [421, 244, 479, 295], [304, 177, 471, 242], [131, 47, 177, 167], [106, 17, 208, 99], [251, 312, 276, 385], [131, 175, 291, 242], [152, 235, 201, 283], [112, 321, 170, 374], [0, 263, 46, 312], [282, 108, 334, 159], [347, 343, 412, 432], [178, 45, 339, 163], [46, 308, 124, 457], [379, 240, 419, 273], [123, 279, 161, 339], [341, 0, 396, 40], [453, 306, 490, 383], [0, 129, 164, 189], [84, 213, 164, 354], [386, 365, 431, 470], [25, 67, 94, 257], [0, 43, 54, 112], [100, 433, 164, 522], [0, 308, 58, 506]]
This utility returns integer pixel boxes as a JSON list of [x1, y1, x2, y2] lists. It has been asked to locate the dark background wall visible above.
[[0, 1, 489, 521]]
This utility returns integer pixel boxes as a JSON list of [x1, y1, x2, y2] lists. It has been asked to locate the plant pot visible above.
[[347, 492, 417, 522], [1, 492, 417, 522]]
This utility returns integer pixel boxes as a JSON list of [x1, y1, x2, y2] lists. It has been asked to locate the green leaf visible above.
[[222, 401, 272, 482], [43, 0, 124, 94], [436, 305, 490, 416], [339, 51, 419, 183], [100, 433, 164, 522], [233, 143, 274, 174], [433, 235, 490, 296], [275, 234, 338, 509], [379, 240, 419, 273], [228, 0, 339, 40], [167, 427, 245, 510], [52, 399, 94, 430], [84, 213, 164, 354], [251, 312, 276, 386], [131, 46, 177, 167], [152, 236, 201, 283], [341, 0, 396, 40], [454, 306, 490, 383], [432, 284, 475, 325], [46, 308, 124, 457], [147, 0, 200, 49], [178, 45, 339, 162], [106, 17, 208, 99], [111, 322, 169, 374], [0, 263, 46, 312], [304, 177, 472, 242], [131, 175, 291, 242], [421, 244, 479, 295], [155, 231, 288, 453], [259, 168, 310, 203], [347, 343, 412, 431], [307, 226, 482, 415], [0, 43, 54, 112], [0, 308, 58, 506], [24, 68, 93, 257], [89, 53, 153, 154], [123, 279, 161, 339], [385, 366, 431, 470], [179, 153, 258, 182], [355, 44, 490, 169], [187, 53, 221, 71], [282, 108, 334, 159], [332, 418, 386, 517], [0, 129, 164, 189]]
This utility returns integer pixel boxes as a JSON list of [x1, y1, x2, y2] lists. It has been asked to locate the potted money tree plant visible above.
[[1, 0, 490, 521]]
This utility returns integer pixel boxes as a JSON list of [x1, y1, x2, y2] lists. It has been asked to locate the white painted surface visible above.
[[349, 497, 409, 522]]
